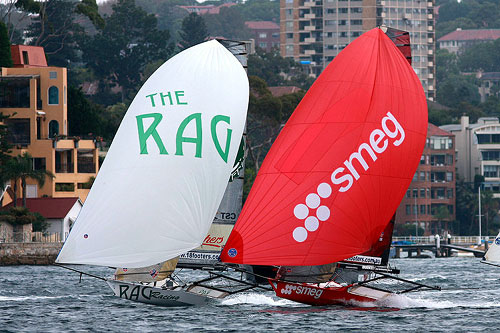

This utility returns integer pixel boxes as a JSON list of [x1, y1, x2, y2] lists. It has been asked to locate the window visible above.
[[259, 42, 267, 48], [259, 33, 267, 38], [351, 7, 362, 13], [447, 189, 453, 198], [22, 51, 29, 65], [406, 189, 411, 198], [5, 118, 30, 146], [48, 86, 59, 105], [49, 71, 57, 79], [49, 120, 59, 138], [412, 189, 418, 197], [446, 172, 453, 182], [286, 33, 293, 39], [420, 171, 425, 181], [406, 205, 411, 215], [420, 188, 426, 198], [33, 158, 46, 171], [420, 205, 426, 215], [339, 8, 348, 13], [55, 183, 75, 192], [0, 78, 30, 108], [351, 20, 362, 25], [484, 165, 498, 178], [327, 8, 336, 14]]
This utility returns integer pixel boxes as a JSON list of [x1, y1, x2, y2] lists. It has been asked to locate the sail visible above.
[[221, 28, 427, 266], [484, 232, 500, 262], [178, 40, 249, 268], [56, 40, 249, 268], [114, 258, 179, 283]]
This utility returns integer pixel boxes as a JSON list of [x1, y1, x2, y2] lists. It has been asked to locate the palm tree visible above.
[[4, 152, 54, 207]]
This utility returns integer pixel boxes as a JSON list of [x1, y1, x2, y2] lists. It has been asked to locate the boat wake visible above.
[[376, 294, 500, 309], [221, 293, 296, 306]]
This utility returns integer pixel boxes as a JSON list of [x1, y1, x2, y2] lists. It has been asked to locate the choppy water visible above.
[[1, 257, 500, 332]]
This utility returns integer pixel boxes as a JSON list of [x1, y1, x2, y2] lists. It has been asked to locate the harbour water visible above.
[[1, 257, 499, 332]]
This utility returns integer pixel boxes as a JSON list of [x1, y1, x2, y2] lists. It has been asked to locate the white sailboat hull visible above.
[[106, 280, 227, 307]]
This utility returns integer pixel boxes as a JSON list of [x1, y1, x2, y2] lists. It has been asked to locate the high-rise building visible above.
[[280, 0, 435, 100]]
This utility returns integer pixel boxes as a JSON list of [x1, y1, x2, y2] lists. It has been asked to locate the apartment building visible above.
[[395, 124, 456, 235], [442, 116, 500, 198], [280, 0, 436, 100], [1, 45, 99, 205]]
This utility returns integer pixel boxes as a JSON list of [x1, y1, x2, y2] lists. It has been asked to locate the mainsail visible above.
[[56, 40, 249, 268], [221, 27, 428, 267]]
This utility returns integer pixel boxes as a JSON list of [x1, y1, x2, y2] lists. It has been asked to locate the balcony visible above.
[[304, 25, 316, 31], [304, 13, 315, 19], [304, 49, 316, 55], [305, 37, 316, 43]]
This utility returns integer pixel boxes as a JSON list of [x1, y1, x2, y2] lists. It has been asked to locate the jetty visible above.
[[392, 236, 490, 258]]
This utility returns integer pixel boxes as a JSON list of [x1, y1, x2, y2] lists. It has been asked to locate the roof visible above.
[[480, 72, 500, 80], [178, 3, 235, 15], [1, 198, 81, 219], [245, 21, 279, 30], [438, 29, 500, 42], [268, 86, 302, 97], [429, 123, 453, 137], [10, 45, 47, 68]]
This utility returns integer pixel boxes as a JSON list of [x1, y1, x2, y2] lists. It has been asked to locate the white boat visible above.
[[56, 39, 250, 306]]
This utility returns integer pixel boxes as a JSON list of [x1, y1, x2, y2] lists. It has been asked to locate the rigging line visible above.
[[52, 264, 106, 281]]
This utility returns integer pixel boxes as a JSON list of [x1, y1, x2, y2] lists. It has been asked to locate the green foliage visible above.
[[394, 223, 424, 237], [458, 39, 500, 73], [436, 0, 500, 38], [67, 86, 105, 137], [80, 0, 174, 102], [31, 212, 49, 233], [0, 21, 12, 68], [204, 6, 251, 40], [76, 0, 105, 29], [178, 13, 209, 50], [436, 74, 481, 108], [4, 152, 55, 207], [0, 207, 35, 226], [236, 0, 279, 22], [248, 49, 315, 89]]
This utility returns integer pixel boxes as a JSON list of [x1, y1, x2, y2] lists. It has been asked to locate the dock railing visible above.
[[393, 236, 494, 245]]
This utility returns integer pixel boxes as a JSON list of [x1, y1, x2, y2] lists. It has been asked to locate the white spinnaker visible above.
[[56, 40, 249, 268], [484, 232, 500, 262]]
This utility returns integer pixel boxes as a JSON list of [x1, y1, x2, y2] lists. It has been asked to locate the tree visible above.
[[237, 0, 279, 22], [24, 0, 103, 67], [204, 6, 251, 40], [0, 21, 12, 68], [4, 152, 54, 207], [67, 86, 105, 137], [80, 0, 174, 102], [178, 13, 209, 50]]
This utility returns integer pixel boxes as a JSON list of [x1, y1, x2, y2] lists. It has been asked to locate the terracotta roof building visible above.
[[178, 3, 235, 15], [438, 28, 500, 54], [245, 21, 279, 52]]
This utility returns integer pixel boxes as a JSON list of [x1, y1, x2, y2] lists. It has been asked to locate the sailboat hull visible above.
[[106, 280, 227, 307], [269, 279, 392, 306]]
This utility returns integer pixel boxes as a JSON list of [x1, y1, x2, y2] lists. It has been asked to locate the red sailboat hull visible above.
[[269, 279, 392, 306]]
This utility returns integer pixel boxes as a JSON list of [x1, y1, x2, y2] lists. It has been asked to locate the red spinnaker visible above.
[[221, 28, 427, 266]]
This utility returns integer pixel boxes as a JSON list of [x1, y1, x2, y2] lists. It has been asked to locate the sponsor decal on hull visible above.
[[280, 283, 324, 300]]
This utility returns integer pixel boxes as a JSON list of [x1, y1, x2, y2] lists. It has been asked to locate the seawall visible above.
[[0, 243, 63, 265]]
